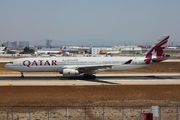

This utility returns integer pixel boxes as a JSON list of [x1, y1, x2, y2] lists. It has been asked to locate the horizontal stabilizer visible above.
[[123, 59, 132, 64]]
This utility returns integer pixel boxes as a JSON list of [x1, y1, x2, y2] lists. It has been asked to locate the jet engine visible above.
[[63, 69, 79, 77]]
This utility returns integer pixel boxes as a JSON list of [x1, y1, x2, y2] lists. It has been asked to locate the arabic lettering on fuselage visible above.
[[23, 60, 57, 68], [62, 59, 78, 62]]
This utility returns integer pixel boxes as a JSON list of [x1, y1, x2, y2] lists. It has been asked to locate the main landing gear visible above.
[[21, 72, 24, 78], [83, 74, 96, 79]]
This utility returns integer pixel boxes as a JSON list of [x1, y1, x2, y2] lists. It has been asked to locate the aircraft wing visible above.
[[62, 59, 132, 71], [63, 64, 114, 71], [79, 64, 113, 70]]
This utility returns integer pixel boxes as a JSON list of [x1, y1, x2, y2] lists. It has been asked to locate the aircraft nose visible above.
[[5, 63, 10, 68], [5, 62, 13, 69]]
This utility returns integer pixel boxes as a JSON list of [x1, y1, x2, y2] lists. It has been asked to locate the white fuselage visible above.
[[5, 56, 149, 73], [36, 51, 61, 54], [0, 51, 5, 53]]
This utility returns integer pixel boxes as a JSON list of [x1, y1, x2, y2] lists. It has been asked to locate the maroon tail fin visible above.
[[143, 35, 170, 64]]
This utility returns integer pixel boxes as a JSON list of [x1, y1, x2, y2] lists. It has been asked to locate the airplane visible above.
[[167, 46, 178, 49], [5, 35, 170, 79], [106, 50, 121, 56], [106, 50, 121, 54], [62, 51, 73, 56], [34, 47, 62, 55], [0, 47, 7, 54]]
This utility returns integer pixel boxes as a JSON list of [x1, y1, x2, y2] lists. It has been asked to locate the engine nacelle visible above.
[[63, 69, 79, 77]]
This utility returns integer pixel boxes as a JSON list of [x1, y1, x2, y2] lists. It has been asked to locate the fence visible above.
[[0, 106, 179, 120]]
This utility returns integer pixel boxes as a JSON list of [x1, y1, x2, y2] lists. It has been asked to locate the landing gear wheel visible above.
[[83, 74, 88, 78], [83, 74, 96, 79], [21, 72, 24, 78], [92, 75, 96, 79]]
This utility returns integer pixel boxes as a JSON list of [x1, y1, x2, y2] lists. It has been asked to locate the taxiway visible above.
[[0, 73, 180, 86]]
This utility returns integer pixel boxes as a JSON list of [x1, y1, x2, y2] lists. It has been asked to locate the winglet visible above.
[[143, 35, 170, 64]]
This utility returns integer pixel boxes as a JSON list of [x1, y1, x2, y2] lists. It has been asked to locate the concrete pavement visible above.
[[0, 73, 180, 86]]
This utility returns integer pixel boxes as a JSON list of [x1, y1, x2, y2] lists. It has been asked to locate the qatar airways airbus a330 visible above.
[[5, 35, 170, 79]]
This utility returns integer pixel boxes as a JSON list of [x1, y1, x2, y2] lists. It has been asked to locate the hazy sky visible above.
[[0, 0, 180, 46]]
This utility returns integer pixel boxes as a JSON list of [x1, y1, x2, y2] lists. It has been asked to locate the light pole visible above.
[[124, 42, 126, 56], [171, 42, 173, 57], [129, 41, 131, 55]]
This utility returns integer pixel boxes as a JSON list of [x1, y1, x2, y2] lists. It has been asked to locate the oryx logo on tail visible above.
[[144, 35, 170, 64]]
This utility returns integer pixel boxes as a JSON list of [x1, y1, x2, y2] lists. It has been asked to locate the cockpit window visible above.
[[8, 62, 13, 64]]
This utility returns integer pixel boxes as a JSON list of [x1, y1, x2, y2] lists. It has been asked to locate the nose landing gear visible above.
[[21, 72, 24, 78]]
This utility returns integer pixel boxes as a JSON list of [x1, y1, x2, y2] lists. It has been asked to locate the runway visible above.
[[0, 73, 180, 86]]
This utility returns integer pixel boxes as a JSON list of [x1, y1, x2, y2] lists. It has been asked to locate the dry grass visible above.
[[0, 85, 180, 106]]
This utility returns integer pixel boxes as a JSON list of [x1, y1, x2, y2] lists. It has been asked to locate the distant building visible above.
[[2, 41, 18, 47], [19, 41, 29, 48], [46, 40, 52, 48], [90, 47, 113, 55], [120, 46, 142, 55], [90, 46, 142, 55], [138, 44, 151, 48], [11, 41, 18, 47]]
